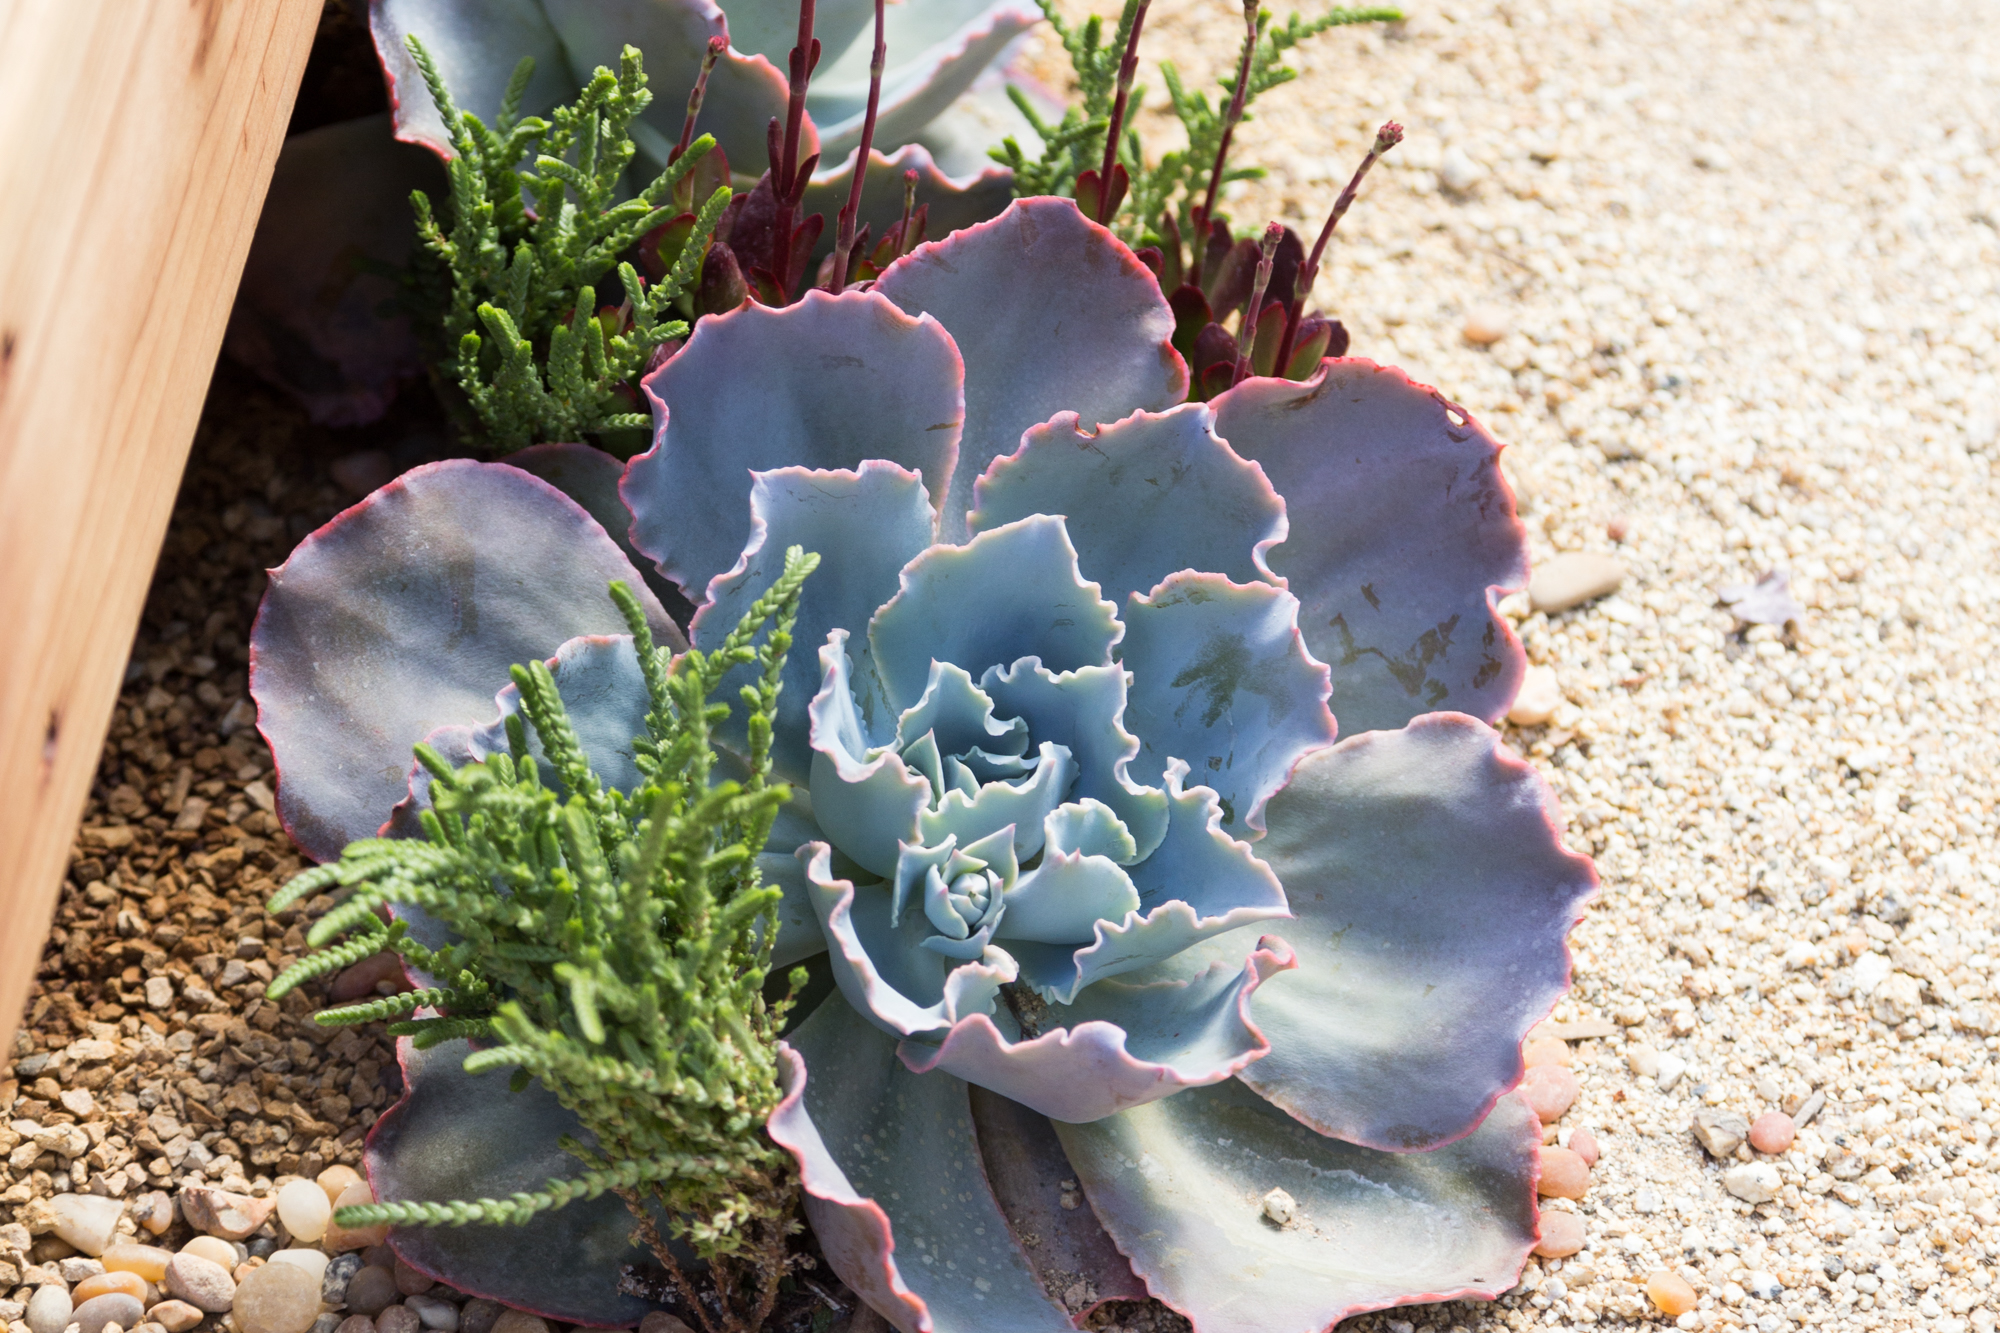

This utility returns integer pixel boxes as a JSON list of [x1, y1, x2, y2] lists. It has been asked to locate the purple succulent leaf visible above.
[[970, 404, 1287, 608], [1168, 714, 1597, 1152], [802, 842, 1017, 1038], [965, 1087, 1147, 1311], [540, 0, 815, 170], [799, 144, 1014, 256], [251, 461, 674, 863], [623, 289, 964, 602], [895, 938, 1295, 1122], [868, 515, 1121, 712], [769, 1001, 1078, 1333], [808, 0, 1041, 163], [1053, 1083, 1542, 1333], [1718, 570, 1806, 626], [1006, 762, 1288, 1001], [873, 198, 1190, 542], [691, 462, 938, 782], [224, 114, 439, 426], [506, 443, 693, 623], [1119, 572, 1337, 836], [1209, 361, 1529, 736], [370, 0, 578, 158], [368, 1037, 676, 1327]]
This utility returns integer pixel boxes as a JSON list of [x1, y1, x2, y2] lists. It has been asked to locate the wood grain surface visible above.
[[0, 0, 322, 1052]]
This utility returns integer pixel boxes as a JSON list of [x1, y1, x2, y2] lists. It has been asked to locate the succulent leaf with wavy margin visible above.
[[251, 196, 1595, 1332]]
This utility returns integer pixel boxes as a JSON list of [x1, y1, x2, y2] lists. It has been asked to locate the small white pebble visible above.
[[1260, 1188, 1297, 1226], [275, 1179, 332, 1244]]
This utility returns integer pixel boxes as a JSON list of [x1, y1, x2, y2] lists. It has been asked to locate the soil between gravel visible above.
[[8, 1, 2000, 1331]]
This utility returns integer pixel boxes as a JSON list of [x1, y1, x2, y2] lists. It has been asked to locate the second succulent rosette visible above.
[[253, 198, 1596, 1333]]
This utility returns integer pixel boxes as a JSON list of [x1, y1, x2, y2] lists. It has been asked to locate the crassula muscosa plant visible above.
[[252, 197, 1596, 1332]]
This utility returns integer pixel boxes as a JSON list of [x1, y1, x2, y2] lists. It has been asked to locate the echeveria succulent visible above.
[[253, 197, 1595, 1331]]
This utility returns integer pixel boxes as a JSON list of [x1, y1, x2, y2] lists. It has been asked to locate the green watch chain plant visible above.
[[266, 548, 821, 1333]]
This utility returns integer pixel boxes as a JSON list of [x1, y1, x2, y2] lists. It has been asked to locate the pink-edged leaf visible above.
[[1054, 1083, 1542, 1333], [541, 0, 813, 172], [873, 198, 1189, 542], [970, 404, 1287, 609], [768, 999, 1075, 1333], [965, 1087, 1146, 1313], [623, 289, 963, 602], [224, 114, 440, 426], [506, 442, 692, 624], [1175, 714, 1597, 1152], [369, 1037, 676, 1327], [807, 0, 1041, 163], [800, 143, 1014, 259], [895, 938, 1294, 1123], [251, 461, 676, 863], [1210, 361, 1529, 735], [370, 0, 577, 157], [1119, 573, 1337, 836]]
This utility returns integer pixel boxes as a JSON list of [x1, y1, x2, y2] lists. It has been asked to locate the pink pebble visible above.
[[1749, 1110, 1796, 1154], [1521, 1064, 1581, 1122], [1569, 1124, 1600, 1167], [1534, 1209, 1585, 1258]]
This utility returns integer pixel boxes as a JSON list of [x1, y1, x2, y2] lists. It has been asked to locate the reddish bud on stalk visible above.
[[1275, 120, 1403, 372], [1092, 0, 1153, 225], [1233, 222, 1283, 386], [1193, 0, 1265, 280], [828, 0, 889, 294], [672, 37, 728, 164]]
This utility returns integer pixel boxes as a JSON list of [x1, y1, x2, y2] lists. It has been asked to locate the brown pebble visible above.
[[71, 1275, 146, 1306], [330, 952, 406, 1003], [317, 1167, 364, 1209], [1536, 1146, 1591, 1200], [1749, 1110, 1796, 1154], [1533, 1209, 1585, 1258], [322, 1184, 390, 1254], [335, 1320, 377, 1333], [458, 1302, 502, 1333], [392, 1260, 433, 1297], [1646, 1270, 1699, 1315], [1569, 1125, 1600, 1167], [344, 1267, 400, 1318], [637, 1314, 696, 1333], [1463, 304, 1510, 345], [488, 1313, 548, 1333], [1521, 1065, 1581, 1122], [376, 1307, 421, 1333], [1523, 1037, 1571, 1068]]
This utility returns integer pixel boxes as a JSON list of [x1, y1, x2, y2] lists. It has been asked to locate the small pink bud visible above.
[[1260, 221, 1284, 255], [1375, 121, 1405, 154]]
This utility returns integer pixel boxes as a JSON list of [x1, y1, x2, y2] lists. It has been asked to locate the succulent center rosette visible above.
[[251, 198, 1598, 1333]]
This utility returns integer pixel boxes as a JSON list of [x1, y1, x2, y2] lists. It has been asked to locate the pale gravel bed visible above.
[[1034, 0, 2000, 1328]]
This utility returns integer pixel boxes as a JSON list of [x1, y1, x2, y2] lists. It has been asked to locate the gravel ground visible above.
[[9, 1, 2000, 1331]]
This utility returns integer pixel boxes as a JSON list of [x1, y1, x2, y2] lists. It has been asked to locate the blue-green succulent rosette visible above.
[[251, 198, 1597, 1333]]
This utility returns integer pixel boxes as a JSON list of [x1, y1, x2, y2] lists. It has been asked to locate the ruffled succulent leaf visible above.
[[505, 442, 690, 620], [808, 0, 1040, 163], [971, 404, 1286, 608], [807, 633, 932, 876], [965, 1087, 1147, 1311], [873, 198, 1189, 541], [624, 290, 963, 601], [1119, 573, 1337, 835], [692, 462, 939, 781], [224, 114, 441, 426], [1006, 762, 1288, 1001], [370, 0, 577, 157], [369, 1037, 674, 1327], [868, 514, 1121, 712], [540, 0, 811, 169], [251, 461, 676, 862], [799, 143, 1014, 255], [768, 1003, 1076, 1333], [802, 843, 1017, 1038], [896, 938, 1294, 1122], [1209, 361, 1529, 735], [1167, 714, 1597, 1152], [1054, 1082, 1542, 1333], [980, 660, 1168, 863]]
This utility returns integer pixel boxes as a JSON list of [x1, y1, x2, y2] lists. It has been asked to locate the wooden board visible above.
[[0, 0, 322, 1053]]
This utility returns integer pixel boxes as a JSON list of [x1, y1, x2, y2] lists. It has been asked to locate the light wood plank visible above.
[[0, 0, 322, 1052]]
